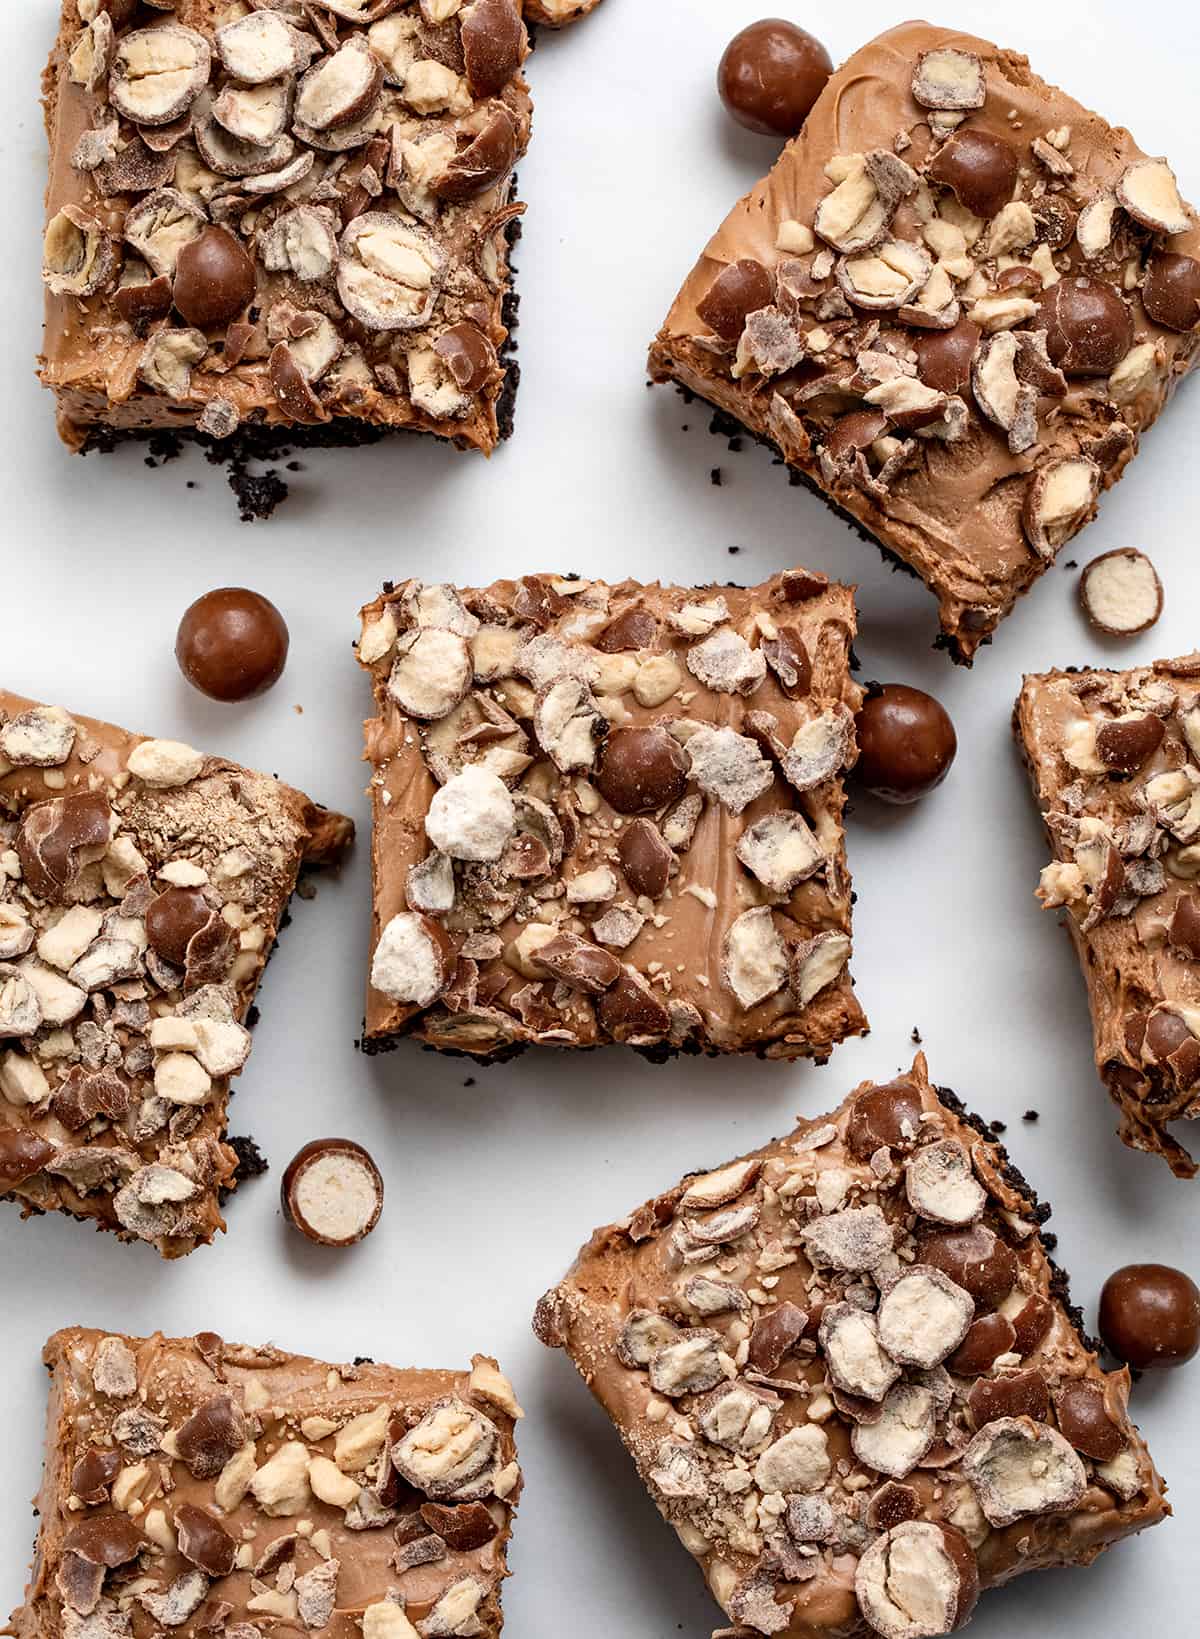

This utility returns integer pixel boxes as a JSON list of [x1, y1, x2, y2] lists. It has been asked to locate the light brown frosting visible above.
[[649, 20, 1200, 661], [536, 1054, 1169, 1638]]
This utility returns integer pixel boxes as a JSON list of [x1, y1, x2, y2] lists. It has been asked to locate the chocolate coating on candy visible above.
[[282, 1138, 384, 1248], [1143, 253, 1200, 332], [16, 792, 112, 901], [1037, 276, 1133, 377], [968, 1367, 1050, 1426], [926, 128, 1018, 219], [0, 1128, 56, 1190], [461, 0, 527, 100], [434, 323, 497, 394], [717, 19, 833, 139], [696, 259, 773, 342], [1055, 1381, 1125, 1462], [853, 685, 957, 804], [146, 887, 214, 967], [920, 1225, 1017, 1310], [914, 318, 980, 395], [846, 1078, 924, 1157], [172, 227, 256, 329], [1099, 1263, 1200, 1370], [176, 588, 289, 703], [595, 727, 689, 814]]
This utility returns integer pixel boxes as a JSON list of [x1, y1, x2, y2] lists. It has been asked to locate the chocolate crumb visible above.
[[1024, 1110, 1040, 1122], [229, 1136, 268, 1181], [911, 1026, 922, 1044], [711, 468, 723, 486]]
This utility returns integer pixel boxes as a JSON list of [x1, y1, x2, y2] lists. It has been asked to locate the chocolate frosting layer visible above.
[[536, 1054, 1169, 1637], [649, 21, 1200, 662]]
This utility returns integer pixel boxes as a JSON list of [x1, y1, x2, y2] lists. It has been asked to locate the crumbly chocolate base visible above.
[[536, 1053, 1167, 1638]]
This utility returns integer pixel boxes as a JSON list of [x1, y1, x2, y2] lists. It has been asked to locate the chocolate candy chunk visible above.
[[175, 588, 290, 703], [717, 20, 832, 138], [282, 1138, 384, 1248], [1099, 1263, 1200, 1370]]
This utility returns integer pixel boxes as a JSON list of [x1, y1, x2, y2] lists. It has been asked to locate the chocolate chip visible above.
[[175, 587, 290, 703], [927, 129, 1019, 219], [968, 1368, 1049, 1427], [618, 818, 673, 899], [1143, 253, 1200, 332], [173, 228, 256, 329], [16, 793, 112, 901], [717, 19, 832, 138], [1037, 276, 1133, 377], [919, 1225, 1018, 1310], [595, 727, 689, 815], [175, 1505, 237, 1577], [846, 1078, 924, 1157], [1055, 1381, 1126, 1462], [911, 319, 977, 396], [696, 259, 774, 343], [853, 684, 957, 804], [1099, 1263, 1200, 1370]]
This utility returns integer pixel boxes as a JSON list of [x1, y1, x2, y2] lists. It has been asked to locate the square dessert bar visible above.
[[356, 571, 866, 1060], [40, 1, 534, 459], [648, 20, 1200, 662], [1016, 656, 1200, 1178], [535, 1054, 1167, 1639], [0, 690, 351, 1256], [11, 1328, 522, 1639]]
